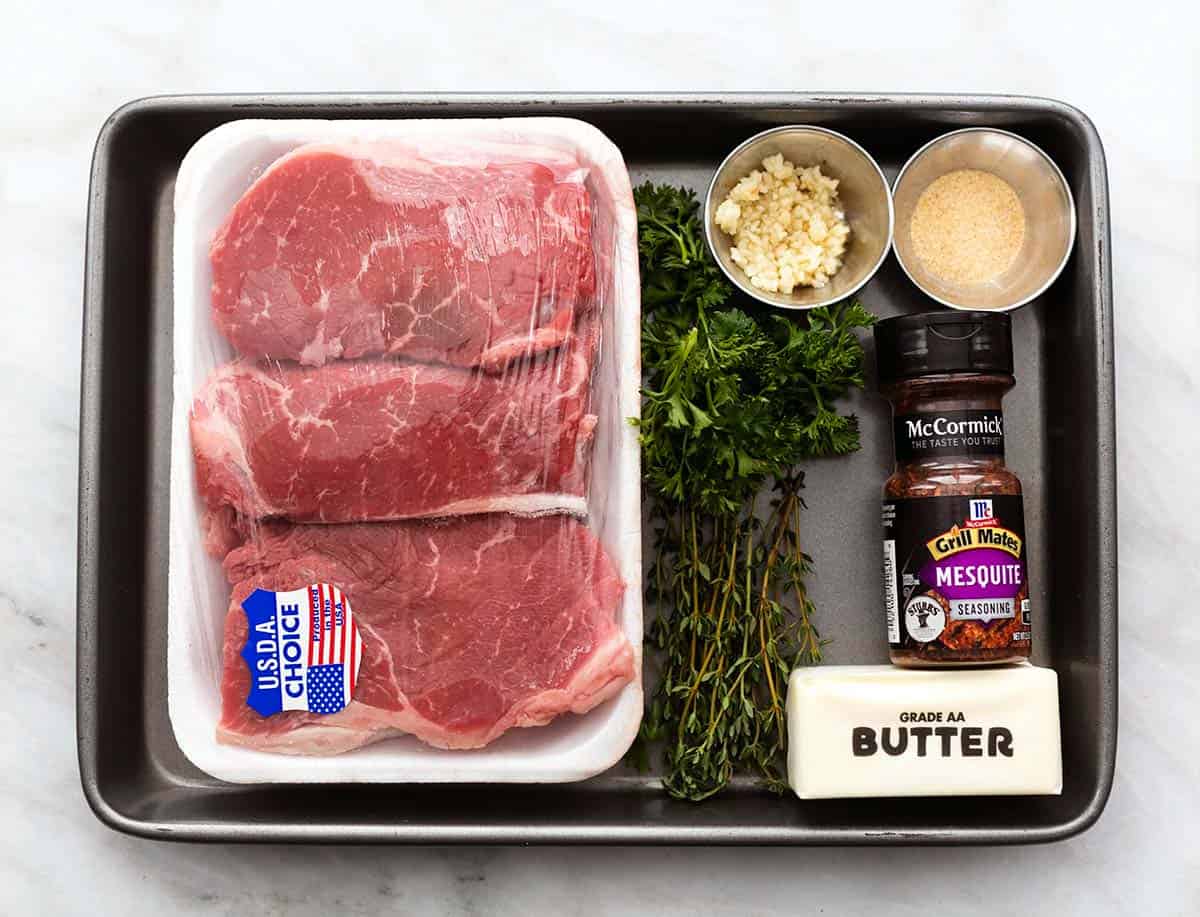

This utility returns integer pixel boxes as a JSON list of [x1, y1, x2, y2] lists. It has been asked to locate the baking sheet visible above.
[[78, 94, 1116, 844]]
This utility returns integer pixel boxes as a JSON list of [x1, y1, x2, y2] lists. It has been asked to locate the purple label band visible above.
[[920, 548, 1024, 601]]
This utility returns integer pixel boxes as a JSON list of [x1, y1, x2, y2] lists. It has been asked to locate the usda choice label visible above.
[[240, 583, 363, 717], [881, 495, 1031, 652]]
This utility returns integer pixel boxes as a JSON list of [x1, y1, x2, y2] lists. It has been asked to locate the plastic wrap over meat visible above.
[[191, 333, 596, 525], [169, 118, 642, 782], [217, 515, 632, 753], [210, 142, 596, 370]]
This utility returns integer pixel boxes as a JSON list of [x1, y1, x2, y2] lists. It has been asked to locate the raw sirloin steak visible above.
[[191, 337, 596, 523], [210, 141, 596, 369], [217, 514, 632, 753]]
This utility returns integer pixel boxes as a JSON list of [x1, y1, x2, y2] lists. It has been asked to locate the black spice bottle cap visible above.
[[874, 311, 1014, 384]]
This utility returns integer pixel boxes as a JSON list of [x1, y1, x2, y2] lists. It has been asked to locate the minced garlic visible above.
[[714, 154, 850, 294]]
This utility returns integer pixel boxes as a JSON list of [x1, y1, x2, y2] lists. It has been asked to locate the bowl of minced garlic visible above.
[[705, 126, 893, 310], [892, 128, 1076, 311]]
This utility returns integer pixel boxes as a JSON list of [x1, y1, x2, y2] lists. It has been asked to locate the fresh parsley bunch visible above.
[[631, 183, 875, 800]]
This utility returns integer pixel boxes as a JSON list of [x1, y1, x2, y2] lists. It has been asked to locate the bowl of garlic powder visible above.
[[891, 128, 1076, 312], [704, 125, 893, 311]]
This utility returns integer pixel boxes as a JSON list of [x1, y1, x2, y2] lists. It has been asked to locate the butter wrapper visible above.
[[787, 664, 1062, 799]]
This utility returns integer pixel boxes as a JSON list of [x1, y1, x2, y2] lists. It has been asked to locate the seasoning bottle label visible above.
[[893, 410, 1005, 461], [882, 495, 1031, 658]]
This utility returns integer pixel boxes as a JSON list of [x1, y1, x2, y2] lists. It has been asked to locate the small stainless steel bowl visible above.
[[704, 126, 893, 310], [891, 128, 1076, 312]]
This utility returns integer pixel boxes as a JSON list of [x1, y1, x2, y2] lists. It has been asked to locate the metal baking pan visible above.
[[78, 93, 1116, 844]]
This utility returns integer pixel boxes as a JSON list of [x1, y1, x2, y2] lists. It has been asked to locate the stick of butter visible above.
[[787, 664, 1062, 799]]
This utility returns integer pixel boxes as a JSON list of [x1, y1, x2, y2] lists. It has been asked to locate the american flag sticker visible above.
[[239, 583, 363, 718]]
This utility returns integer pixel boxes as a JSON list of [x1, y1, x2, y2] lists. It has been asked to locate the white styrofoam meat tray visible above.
[[168, 118, 642, 783]]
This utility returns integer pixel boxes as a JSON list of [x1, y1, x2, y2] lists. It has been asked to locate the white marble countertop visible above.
[[3, 1, 1197, 914]]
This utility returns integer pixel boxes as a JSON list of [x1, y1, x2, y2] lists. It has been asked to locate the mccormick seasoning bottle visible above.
[[875, 311, 1032, 667]]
